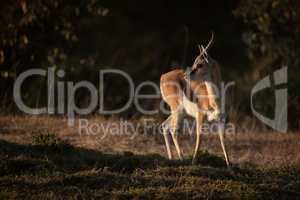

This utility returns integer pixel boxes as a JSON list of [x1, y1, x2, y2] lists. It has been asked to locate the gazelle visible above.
[[160, 32, 230, 166]]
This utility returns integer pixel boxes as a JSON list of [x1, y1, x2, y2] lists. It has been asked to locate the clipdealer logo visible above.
[[251, 67, 288, 132]]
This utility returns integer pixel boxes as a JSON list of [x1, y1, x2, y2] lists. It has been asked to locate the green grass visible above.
[[1, 138, 300, 199]]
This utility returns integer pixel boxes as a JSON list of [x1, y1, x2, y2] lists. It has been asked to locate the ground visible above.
[[0, 116, 300, 199]]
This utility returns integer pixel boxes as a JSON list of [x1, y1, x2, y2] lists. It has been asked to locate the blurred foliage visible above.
[[234, 0, 300, 66], [0, 0, 107, 70]]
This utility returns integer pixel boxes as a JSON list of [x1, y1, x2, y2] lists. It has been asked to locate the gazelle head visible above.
[[191, 32, 214, 71], [184, 32, 214, 81]]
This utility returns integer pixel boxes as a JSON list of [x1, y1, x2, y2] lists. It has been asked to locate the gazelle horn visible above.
[[205, 31, 214, 51]]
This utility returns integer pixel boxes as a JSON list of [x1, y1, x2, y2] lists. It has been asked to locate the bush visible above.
[[32, 131, 60, 146], [194, 150, 227, 168], [31, 130, 71, 152]]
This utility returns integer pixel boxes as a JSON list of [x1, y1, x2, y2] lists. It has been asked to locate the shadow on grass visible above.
[[0, 139, 231, 175], [0, 139, 161, 174]]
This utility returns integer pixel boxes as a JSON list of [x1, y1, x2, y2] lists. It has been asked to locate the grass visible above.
[[0, 116, 300, 199], [1, 138, 300, 199]]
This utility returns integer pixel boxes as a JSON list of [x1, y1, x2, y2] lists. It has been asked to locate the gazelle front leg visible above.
[[192, 112, 204, 164], [204, 80, 221, 122]]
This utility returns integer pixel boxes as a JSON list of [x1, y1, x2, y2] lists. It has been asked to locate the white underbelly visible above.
[[182, 94, 198, 118]]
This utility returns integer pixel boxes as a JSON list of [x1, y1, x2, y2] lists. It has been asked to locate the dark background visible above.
[[0, 0, 299, 129]]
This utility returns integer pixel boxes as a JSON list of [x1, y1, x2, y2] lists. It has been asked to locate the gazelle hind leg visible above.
[[193, 112, 204, 164], [163, 129, 173, 159], [218, 122, 230, 167], [162, 117, 173, 159], [170, 112, 183, 160]]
